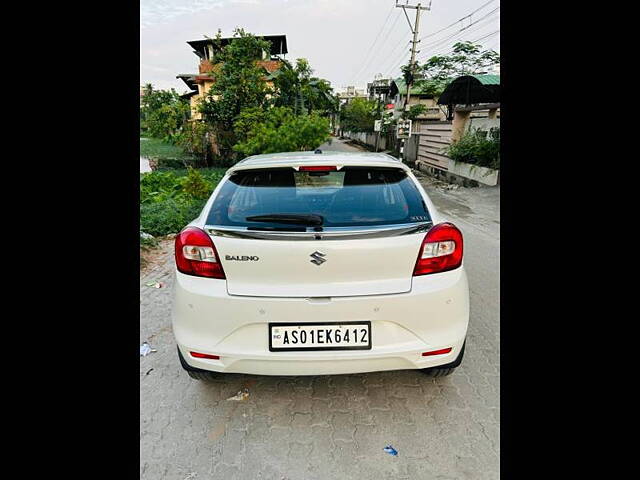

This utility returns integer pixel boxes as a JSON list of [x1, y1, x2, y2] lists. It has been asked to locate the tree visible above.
[[140, 85, 190, 142], [233, 107, 330, 156], [198, 29, 272, 160], [418, 41, 500, 92], [271, 58, 338, 115], [339, 98, 378, 133], [399, 41, 500, 98]]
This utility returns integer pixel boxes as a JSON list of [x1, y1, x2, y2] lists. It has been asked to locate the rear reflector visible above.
[[298, 165, 337, 171], [421, 347, 452, 357], [190, 351, 220, 360]]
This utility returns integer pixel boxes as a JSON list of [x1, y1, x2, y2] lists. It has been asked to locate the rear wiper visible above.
[[245, 213, 324, 226]]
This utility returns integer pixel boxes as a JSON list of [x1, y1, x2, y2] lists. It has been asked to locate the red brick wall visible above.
[[257, 60, 282, 73], [197, 59, 281, 78], [199, 60, 215, 74]]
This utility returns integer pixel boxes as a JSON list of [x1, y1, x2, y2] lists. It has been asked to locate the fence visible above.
[[342, 131, 391, 151], [416, 122, 454, 171], [414, 119, 500, 186]]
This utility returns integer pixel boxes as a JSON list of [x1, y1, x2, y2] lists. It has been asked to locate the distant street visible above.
[[318, 136, 367, 153]]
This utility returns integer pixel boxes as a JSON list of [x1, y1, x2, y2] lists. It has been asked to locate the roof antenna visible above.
[[314, 149, 322, 154]]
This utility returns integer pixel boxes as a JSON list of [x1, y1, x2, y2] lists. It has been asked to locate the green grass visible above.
[[140, 137, 194, 161]]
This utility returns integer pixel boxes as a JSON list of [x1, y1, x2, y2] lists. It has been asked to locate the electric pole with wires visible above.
[[395, 1, 431, 161]]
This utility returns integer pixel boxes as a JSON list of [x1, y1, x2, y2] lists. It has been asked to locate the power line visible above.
[[353, 8, 403, 85], [347, 3, 396, 85], [419, 0, 497, 41], [407, 28, 500, 81], [417, 11, 499, 61], [387, 20, 498, 80], [373, 23, 412, 79], [418, 6, 499, 52], [386, 49, 411, 79], [470, 29, 500, 43]]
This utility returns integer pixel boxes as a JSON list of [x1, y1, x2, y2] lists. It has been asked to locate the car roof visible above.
[[226, 151, 408, 174]]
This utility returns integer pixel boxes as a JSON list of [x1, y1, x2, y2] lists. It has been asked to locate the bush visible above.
[[233, 107, 330, 156], [180, 168, 211, 199], [140, 168, 225, 236], [446, 127, 500, 169], [140, 199, 207, 236], [174, 121, 216, 166]]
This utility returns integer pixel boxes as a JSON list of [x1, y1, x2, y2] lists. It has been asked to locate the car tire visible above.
[[186, 370, 217, 381], [178, 346, 217, 381], [422, 341, 465, 377]]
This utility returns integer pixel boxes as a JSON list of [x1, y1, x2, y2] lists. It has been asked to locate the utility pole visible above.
[[395, 1, 431, 161]]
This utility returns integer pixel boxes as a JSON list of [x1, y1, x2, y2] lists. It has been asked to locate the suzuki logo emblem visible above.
[[310, 251, 326, 265]]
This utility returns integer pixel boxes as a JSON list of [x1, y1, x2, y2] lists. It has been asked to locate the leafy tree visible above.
[[398, 42, 500, 99], [140, 85, 190, 142], [339, 98, 378, 133], [198, 29, 272, 159], [233, 106, 330, 156], [417, 41, 499, 94], [175, 121, 215, 166], [271, 59, 338, 115]]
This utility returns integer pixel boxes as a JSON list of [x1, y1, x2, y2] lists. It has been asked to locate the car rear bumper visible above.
[[172, 268, 469, 376]]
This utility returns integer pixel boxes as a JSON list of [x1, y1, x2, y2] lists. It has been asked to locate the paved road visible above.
[[140, 144, 500, 479]]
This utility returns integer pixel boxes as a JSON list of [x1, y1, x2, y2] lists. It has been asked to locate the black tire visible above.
[[186, 370, 217, 381], [427, 367, 456, 377], [422, 341, 465, 377], [178, 346, 218, 381]]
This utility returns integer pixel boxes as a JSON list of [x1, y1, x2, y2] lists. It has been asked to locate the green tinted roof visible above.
[[392, 78, 434, 96], [472, 74, 500, 85]]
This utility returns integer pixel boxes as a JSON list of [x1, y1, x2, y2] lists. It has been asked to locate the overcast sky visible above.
[[141, 0, 500, 93]]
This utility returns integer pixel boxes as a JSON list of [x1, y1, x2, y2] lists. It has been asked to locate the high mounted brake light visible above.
[[413, 222, 463, 276], [175, 227, 226, 279], [298, 166, 337, 171]]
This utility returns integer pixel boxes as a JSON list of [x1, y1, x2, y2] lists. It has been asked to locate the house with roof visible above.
[[177, 34, 288, 120], [437, 74, 500, 121], [437, 73, 500, 141], [389, 77, 446, 121]]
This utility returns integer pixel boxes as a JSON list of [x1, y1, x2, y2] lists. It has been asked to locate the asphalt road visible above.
[[140, 140, 500, 479]]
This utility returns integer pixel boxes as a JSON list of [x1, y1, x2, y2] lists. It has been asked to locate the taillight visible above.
[[175, 227, 225, 279], [413, 222, 463, 276]]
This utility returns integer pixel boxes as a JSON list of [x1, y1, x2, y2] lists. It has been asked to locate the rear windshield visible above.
[[206, 167, 430, 228]]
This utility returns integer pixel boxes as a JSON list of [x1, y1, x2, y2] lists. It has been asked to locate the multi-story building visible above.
[[177, 34, 288, 120]]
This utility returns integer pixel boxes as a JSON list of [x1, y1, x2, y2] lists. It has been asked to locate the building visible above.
[[337, 86, 367, 106], [367, 77, 394, 104], [389, 78, 446, 121], [177, 34, 288, 120]]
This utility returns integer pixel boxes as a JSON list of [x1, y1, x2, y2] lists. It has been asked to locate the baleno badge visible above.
[[225, 255, 259, 261], [310, 251, 326, 265]]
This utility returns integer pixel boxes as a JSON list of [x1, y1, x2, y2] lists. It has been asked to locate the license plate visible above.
[[269, 322, 372, 351]]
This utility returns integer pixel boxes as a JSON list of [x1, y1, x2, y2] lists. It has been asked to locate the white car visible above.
[[172, 150, 469, 379]]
